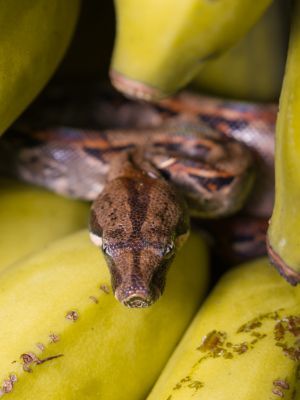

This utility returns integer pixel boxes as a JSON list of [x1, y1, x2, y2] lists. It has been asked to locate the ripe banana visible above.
[[0, 178, 89, 269], [0, 229, 208, 399], [0, 0, 80, 136], [192, 0, 288, 102], [267, 0, 300, 284], [147, 257, 300, 400], [110, 0, 273, 101]]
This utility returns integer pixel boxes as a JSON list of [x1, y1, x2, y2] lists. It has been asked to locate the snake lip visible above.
[[109, 69, 168, 102], [266, 237, 300, 285], [122, 295, 154, 308]]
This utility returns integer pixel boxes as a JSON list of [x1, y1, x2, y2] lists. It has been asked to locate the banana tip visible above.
[[267, 238, 300, 285], [109, 69, 167, 102]]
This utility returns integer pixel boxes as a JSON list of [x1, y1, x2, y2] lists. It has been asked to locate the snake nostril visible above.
[[114, 279, 161, 308]]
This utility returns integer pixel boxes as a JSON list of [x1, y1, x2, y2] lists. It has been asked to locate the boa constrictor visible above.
[[0, 84, 276, 307]]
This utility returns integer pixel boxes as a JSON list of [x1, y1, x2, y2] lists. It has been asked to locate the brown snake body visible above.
[[0, 85, 277, 307]]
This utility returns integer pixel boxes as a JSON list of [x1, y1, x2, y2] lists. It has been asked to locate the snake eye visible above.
[[163, 243, 175, 258]]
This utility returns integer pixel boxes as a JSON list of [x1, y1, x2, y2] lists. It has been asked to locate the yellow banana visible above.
[[0, 178, 89, 269], [147, 257, 300, 400], [110, 0, 273, 101], [0, 229, 208, 399], [267, 0, 300, 284], [0, 0, 80, 135], [192, 0, 288, 102]]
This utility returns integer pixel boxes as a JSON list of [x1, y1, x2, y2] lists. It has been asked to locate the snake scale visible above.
[[0, 84, 276, 307]]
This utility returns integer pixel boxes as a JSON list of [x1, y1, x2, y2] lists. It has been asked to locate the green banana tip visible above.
[[267, 237, 300, 286]]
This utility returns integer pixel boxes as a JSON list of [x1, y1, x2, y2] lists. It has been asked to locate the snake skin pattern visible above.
[[0, 84, 276, 306]]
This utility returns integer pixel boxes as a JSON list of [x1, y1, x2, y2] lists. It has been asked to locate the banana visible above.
[[267, 0, 300, 284], [191, 0, 288, 102], [110, 0, 273, 101], [0, 229, 208, 399], [147, 257, 300, 400], [0, 0, 80, 135], [0, 178, 89, 269]]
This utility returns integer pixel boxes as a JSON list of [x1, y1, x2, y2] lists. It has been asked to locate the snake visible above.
[[0, 84, 277, 308]]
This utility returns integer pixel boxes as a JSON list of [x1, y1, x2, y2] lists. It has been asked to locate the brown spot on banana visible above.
[[65, 311, 79, 322]]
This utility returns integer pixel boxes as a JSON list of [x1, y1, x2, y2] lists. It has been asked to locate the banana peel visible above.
[[0, 229, 209, 399], [147, 258, 300, 399], [191, 0, 288, 102], [110, 0, 273, 100], [267, 0, 300, 284], [0, 178, 89, 269], [0, 0, 80, 135]]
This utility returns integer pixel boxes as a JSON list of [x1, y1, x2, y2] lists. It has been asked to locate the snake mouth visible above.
[[122, 295, 154, 308], [114, 286, 160, 308]]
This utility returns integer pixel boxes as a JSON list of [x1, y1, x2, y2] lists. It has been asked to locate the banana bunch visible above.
[[0, 178, 89, 269], [147, 257, 300, 399], [0, 0, 80, 136], [110, 0, 273, 100], [0, 180, 209, 399], [191, 0, 287, 102], [1, 0, 300, 398], [267, 0, 300, 285]]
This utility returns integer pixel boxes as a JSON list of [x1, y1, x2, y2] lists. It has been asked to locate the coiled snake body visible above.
[[0, 85, 276, 307]]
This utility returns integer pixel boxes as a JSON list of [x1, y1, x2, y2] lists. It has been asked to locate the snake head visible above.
[[89, 171, 189, 308], [102, 241, 177, 308]]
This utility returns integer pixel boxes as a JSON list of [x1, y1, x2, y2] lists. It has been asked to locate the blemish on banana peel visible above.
[[89, 295, 99, 304], [274, 322, 285, 341], [232, 342, 248, 354], [36, 343, 45, 351], [274, 379, 290, 390], [187, 380, 203, 392], [21, 352, 38, 372], [274, 316, 300, 361], [171, 375, 204, 395], [195, 311, 289, 363], [197, 330, 235, 359], [0, 301, 92, 394], [237, 310, 282, 333], [0, 374, 17, 396], [0, 303, 84, 394], [65, 310, 79, 322], [49, 333, 60, 343], [21, 352, 63, 373], [170, 309, 296, 398], [271, 379, 290, 398], [99, 284, 110, 294], [272, 388, 284, 397], [197, 330, 226, 351], [173, 376, 191, 390]]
